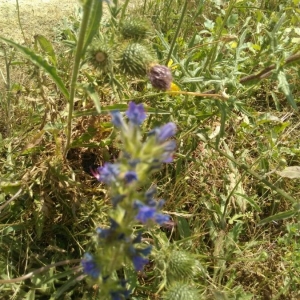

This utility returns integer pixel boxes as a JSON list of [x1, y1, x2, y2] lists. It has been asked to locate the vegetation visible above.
[[0, 0, 300, 298]]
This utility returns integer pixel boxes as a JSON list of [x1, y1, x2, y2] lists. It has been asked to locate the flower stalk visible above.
[[82, 102, 177, 298], [64, 0, 104, 157]]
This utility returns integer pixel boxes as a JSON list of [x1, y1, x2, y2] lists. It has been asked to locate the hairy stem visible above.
[[165, 0, 188, 65], [64, 0, 93, 156]]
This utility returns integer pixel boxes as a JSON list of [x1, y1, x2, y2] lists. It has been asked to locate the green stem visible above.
[[2, 46, 12, 135], [16, 0, 27, 45], [165, 0, 188, 65], [119, 0, 130, 24], [64, 0, 93, 156], [203, 0, 237, 71]]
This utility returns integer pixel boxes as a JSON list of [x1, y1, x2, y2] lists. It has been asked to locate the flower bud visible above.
[[148, 64, 172, 91]]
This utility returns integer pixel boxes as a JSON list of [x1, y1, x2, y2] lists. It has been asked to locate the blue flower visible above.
[[159, 140, 177, 163], [128, 244, 152, 272], [154, 213, 170, 225], [134, 200, 170, 225], [124, 171, 138, 183], [145, 187, 157, 201], [149, 122, 177, 143], [91, 163, 120, 184], [81, 253, 101, 279], [126, 102, 146, 125], [96, 218, 125, 241], [111, 111, 124, 128], [132, 255, 149, 272]]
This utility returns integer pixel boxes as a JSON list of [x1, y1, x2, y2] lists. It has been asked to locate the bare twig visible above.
[[168, 90, 229, 100], [239, 53, 300, 84], [0, 188, 23, 213], [203, 52, 300, 94]]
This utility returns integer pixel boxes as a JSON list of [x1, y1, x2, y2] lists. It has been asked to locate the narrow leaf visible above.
[[277, 70, 298, 111], [82, 0, 103, 56], [0, 36, 69, 100], [259, 210, 296, 225], [82, 84, 101, 113], [53, 275, 82, 299], [35, 34, 57, 66]]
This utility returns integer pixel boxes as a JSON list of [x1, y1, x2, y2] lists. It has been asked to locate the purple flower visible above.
[[132, 255, 149, 272], [160, 140, 177, 163], [124, 171, 138, 183], [145, 187, 157, 201], [154, 214, 170, 224], [152, 122, 177, 143], [96, 218, 124, 241], [136, 205, 156, 221], [126, 102, 146, 125], [111, 111, 124, 128], [81, 253, 101, 279], [91, 163, 120, 184], [134, 200, 170, 225], [128, 244, 152, 272]]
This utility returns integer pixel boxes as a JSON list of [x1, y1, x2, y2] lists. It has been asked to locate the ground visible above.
[[0, 0, 79, 44]]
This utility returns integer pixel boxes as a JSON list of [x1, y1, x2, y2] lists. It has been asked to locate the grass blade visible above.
[[259, 210, 296, 225], [35, 34, 57, 67], [82, 0, 103, 56], [0, 36, 69, 100], [277, 70, 298, 111]]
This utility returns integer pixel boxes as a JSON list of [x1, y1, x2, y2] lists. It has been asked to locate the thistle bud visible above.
[[162, 282, 200, 300], [148, 64, 172, 91]]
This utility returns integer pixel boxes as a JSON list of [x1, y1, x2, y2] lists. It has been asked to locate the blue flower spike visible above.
[[81, 253, 101, 279], [126, 101, 147, 125], [83, 101, 177, 298], [156, 122, 177, 143], [91, 163, 120, 185], [134, 200, 170, 225]]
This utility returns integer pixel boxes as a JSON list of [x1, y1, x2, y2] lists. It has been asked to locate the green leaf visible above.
[[82, 83, 101, 113], [234, 193, 261, 212], [82, 0, 103, 56], [259, 210, 296, 225], [53, 275, 81, 299], [35, 34, 57, 66], [24, 289, 35, 300], [0, 36, 69, 101], [177, 216, 191, 239], [277, 70, 298, 111], [276, 166, 300, 179]]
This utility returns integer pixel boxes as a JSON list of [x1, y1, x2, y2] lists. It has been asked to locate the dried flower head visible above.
[[148, 64, 172, 91]]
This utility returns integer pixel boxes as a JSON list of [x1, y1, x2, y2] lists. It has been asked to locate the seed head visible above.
[[148, 64, 172, 91]]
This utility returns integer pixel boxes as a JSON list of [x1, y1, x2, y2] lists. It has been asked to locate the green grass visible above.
[[1, 0, 300, 298]]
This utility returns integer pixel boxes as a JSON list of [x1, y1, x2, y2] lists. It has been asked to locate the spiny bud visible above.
[[166, 250, 196, 281], [162, 282, 200, 300], [120, 18, 150, 40], [87, 38, 114, 73], [119, 43, 155, 76], [148, 64, 172, 91]]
